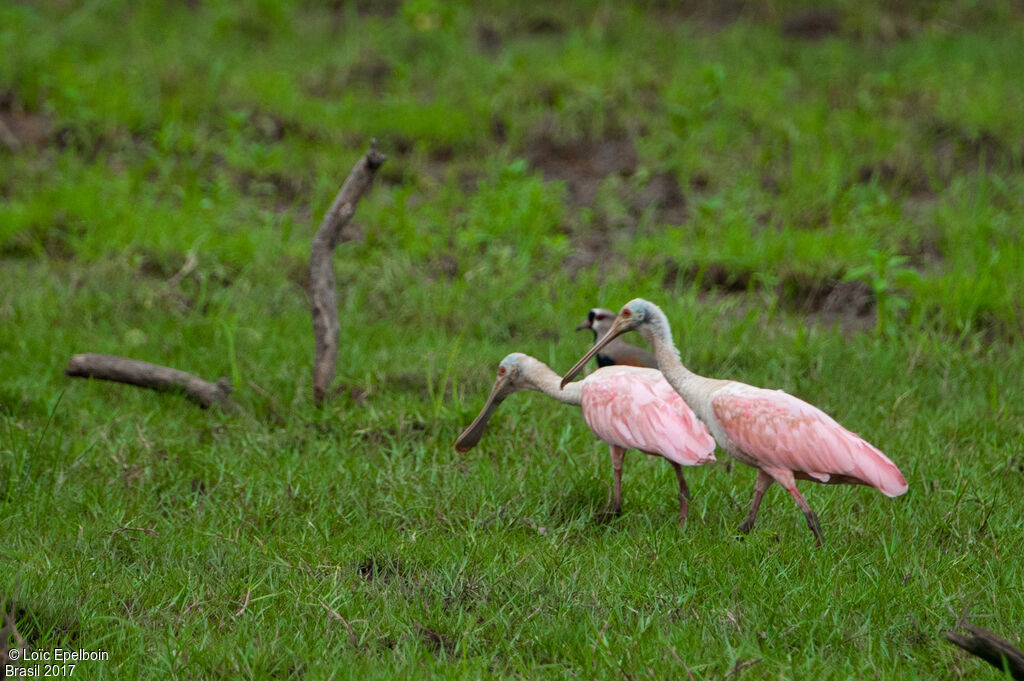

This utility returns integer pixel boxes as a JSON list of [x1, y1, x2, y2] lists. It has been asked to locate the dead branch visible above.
[[0, 117, 20, 152], [166, 251, 199, 287], [310, 140, 386, 407], [668, 646, 696, 681], [724, 658, 762, 679], [234, 590, 251, 618], [946, 623, 1024, 680], [66, 353, 236, 410], [318, 599, 359, 648], [108, 525, 159, 538], [1, 600, 28, 670]]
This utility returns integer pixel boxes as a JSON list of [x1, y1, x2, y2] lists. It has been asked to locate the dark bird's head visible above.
[[561, 299, 667, 388], [575, 308, 617, 341]]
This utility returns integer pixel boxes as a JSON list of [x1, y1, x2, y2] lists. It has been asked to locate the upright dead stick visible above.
[[946, 623, 1024, 680], [310, 140, 386, 407], [66, 353, 235, 409]]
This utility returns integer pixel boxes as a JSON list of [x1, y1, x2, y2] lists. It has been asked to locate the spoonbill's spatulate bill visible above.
[[575, 308, 657, 369], [455, 353, 715, 526], [560, 300, 908, 545]]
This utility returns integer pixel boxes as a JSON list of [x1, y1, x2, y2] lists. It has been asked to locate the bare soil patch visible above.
[[135, 250, 190, 280], [356, 556, 408, 585], [631, 171, 687, 224], [477, 23, 503, 54], [0, 220, 79, 261], [0, 109, 52, 151], [927, 119, 1020, 175], [857, 119, 1021, 199], [856, 160, 933, 197], [782, 8, 842, 41], [416, 624, 458, 655], [526, 120, 638, 207], [780, 273, 873, 318], [662, 261, 752, 294], [234, 169, 308, 208], [662, 260, 877, 332], [303, 51, 393, 98], [653, 0, 746, 31], [526, 118, 690, 277]]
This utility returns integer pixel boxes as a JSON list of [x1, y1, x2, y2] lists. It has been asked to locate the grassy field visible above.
[[2, 1, 1024, 678]]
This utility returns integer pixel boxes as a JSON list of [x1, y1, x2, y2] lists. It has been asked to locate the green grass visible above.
[[2, 1, 1024, 678]]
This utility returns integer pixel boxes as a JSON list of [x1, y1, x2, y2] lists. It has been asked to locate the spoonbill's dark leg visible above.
[[738, 470, 774, 534], [609, 445, 625, 515], [784, 484, 824, 547], [672, 462, 690, 528]]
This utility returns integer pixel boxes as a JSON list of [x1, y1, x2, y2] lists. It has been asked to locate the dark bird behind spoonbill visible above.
[[575, 307, 657, 369]]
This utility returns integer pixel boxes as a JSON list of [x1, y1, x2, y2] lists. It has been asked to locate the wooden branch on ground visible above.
[[946, 623, 1024, 680], [0, 117, 21, 152], [310, 140, 386, 408], [1, 600, 28, 669], [66, 353, 236, 410]]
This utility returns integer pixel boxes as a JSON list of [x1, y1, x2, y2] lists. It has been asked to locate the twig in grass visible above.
[[1, 600, 28, 669], [310, 140, 386, 408], [669, 646, 696, 681], [166, 251, 199, 287], [234, 590, 250, 618], [318, 599, 359, 648], [946, 622, 1024, 680], [522, 605, 543, 624], [724, 658, 761, 679], [66, 353, 236, 410], [109, 525, 159, 538], [181, 600, 202, 618]]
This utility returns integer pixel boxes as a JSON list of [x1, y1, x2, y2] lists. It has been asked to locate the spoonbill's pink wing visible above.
[[581, 367, 716, 466], [711, 384, 908, 496]]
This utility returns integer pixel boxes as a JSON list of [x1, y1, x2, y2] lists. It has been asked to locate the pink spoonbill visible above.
[[576, 308, 657, 369], [455, 353, 716, 526], [560, 299, 908, 545]]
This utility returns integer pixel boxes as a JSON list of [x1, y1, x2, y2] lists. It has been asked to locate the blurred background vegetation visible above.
[[3, 0, 1023, 341]]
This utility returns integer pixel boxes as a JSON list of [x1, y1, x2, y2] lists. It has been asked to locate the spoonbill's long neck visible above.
[[643, 323, 717, 421], [527, 362, 583, 406]]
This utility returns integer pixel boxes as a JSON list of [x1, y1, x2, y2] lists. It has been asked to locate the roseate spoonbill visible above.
[[560, 299, 908, 545], [455, 353, 715, 526], [576, 308, 657, 368]]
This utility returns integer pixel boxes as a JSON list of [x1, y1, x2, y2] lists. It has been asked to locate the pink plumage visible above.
[[454, 353, 717, 527], [711, 384, 908, 497], [582, 366, 716, 466], [558, 298, 912, 545]]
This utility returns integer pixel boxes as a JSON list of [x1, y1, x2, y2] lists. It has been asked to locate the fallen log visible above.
[[946, 623, 1024, 680], [65, 353, 235, 410], [310, 140, 386, 407]]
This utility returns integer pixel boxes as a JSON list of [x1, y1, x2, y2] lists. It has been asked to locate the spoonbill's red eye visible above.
[[498, 366, 506, 375], [621, 308, 632, 318], [595, 314, 606, 321]]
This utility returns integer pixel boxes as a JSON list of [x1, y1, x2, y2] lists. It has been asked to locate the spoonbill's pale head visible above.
[[454, 353, 531, 453]]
